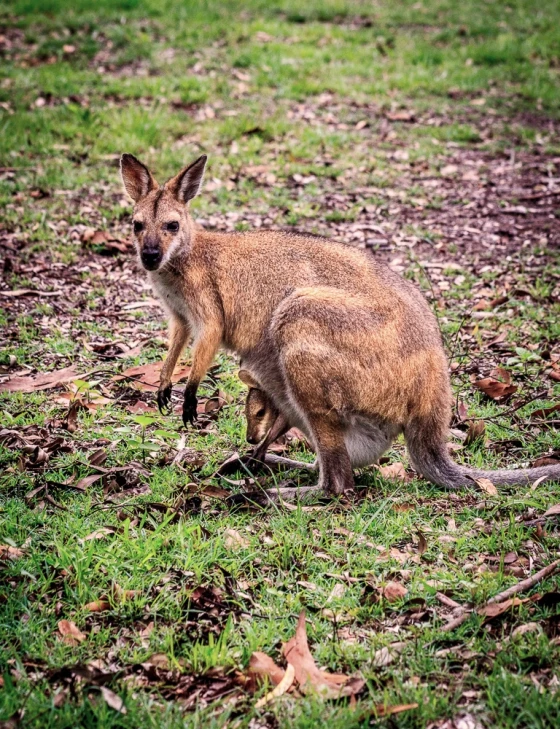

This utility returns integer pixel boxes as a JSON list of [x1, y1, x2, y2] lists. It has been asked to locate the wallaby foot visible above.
[[182, 387, 198, 427], [157, 384, 173, 415]]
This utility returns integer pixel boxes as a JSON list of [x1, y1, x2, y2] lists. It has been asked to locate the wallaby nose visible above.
[[141, 245, 162, 270], [247, 434, 257, 445]]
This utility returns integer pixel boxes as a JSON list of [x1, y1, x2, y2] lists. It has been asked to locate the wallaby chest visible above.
[[149, 270, 201, 336]]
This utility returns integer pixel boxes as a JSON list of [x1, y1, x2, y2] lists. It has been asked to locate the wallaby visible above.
[[120, 153, 560, 499], [242, 373, 316, 473]]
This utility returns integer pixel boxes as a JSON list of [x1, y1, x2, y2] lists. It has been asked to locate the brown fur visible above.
[[239, 369, 279, 446], [120, 154, 560, 497]]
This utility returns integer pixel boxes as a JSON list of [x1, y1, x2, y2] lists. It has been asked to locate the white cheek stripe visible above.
[[160, 235, 183, 267]]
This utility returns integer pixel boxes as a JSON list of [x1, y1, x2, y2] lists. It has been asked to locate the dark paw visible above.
[[182, 391, 198, 427], [249, 446, 268, 463], [157, 384, 173, 415]]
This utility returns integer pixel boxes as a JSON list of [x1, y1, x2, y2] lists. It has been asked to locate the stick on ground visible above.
[[441, 558, 560, 632]]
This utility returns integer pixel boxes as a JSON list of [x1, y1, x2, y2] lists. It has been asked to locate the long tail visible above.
[[405, 419, 560, 489]]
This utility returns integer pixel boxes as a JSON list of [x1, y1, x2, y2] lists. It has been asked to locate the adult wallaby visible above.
[[120, 153, 560, 498]]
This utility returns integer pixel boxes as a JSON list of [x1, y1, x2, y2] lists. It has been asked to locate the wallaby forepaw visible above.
[[182, 391, 198, 427], [157, 384, 173, 415]]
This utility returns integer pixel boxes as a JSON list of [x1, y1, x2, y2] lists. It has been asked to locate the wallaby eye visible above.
[[133, 221, 143, 234], [166, 221, 179, 233], [255, 408, 266, 419]]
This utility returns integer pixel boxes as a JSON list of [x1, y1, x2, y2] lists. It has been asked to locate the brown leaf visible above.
[[375, 703, 419, 717], [457, 402, 469, 421], [533, 455, 560, 468], [249, 651, 286, 686], [58, 619, 86, 645], [476, 477, 498, 496], [0, 544, 24, 560], [0, 366, 88, 393], [74, 473, 103, 491], [63, 400, 82, 433], [78, 527, 116, 544], [544, 504, 560, 518], [89, 449, 108, 467], [100, 686, 127, 714], [85, 599, 111, 612], [490, 367, 511, 385], [382, 582, 408, 602], [126, 400, 157, 414], [531, 403, 560, 419], [114, 362, 191, 392], [377, 462, 409, 481], [224, 529, 249, 550], [282, 612, 364, 698], [465, 419, 485, 446], [417, 531, 428, 555], [477, 597, 528, 623], [386, 110, 415, 122], [473, 377, 517, 401]]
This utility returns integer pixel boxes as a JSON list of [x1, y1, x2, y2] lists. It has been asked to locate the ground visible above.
[[1, 1, 560, 727]]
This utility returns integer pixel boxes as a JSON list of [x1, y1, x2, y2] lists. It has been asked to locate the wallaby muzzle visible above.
[[141, 239, 162, 270]]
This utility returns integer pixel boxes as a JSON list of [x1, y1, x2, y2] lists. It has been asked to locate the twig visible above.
[[441, 558, 560, 632], [517, 190, 560, 201], [487, 559, 560, 604], [435, 592, 461, 609]]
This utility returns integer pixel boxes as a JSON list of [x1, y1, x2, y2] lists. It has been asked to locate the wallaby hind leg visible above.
[[306, 417, 354, 495], [252, 417, 353, 502]]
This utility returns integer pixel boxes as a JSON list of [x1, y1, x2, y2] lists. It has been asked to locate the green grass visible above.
[[1, 0, 560, 727]]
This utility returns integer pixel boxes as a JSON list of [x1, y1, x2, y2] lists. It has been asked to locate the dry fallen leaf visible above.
[[85, 599, 111, 612], [224, 529, 249, 550], [476, 477, 498, 496], [417, 531, 428, 555], [327, 583, 346, 602], [282, 612, 364, 698], [377, 462, 409, 481], [249, 651, 286, 687], [531, 402, 560, 419], [375, 703, 419, 717], [78, 527, 116, 544], [58, 619, 86, 645], [0, 544, 25, 560], [477, 597, 528, 622], [114, 362, 191, 392], [382, 581, 408, 602], [100, 686, 127, 714], [510, 622, 542, 638], [543, 503, 560, 518], [465, 419, 485, 446], [473, 376, 517, 401], [0, 366, 89, 393], [371, 642, 406, 667], [386, 109, 415, 122]]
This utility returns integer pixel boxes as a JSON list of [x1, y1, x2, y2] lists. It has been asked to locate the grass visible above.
[[1, 0, 560, 727]]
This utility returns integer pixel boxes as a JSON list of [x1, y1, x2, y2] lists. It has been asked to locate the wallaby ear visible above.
[[238, 369, 259, 389], [169, 155, 208, 204], [120, 154, 157, 202]]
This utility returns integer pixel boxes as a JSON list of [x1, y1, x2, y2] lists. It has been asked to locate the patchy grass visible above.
[[1, 0, 560, 727]]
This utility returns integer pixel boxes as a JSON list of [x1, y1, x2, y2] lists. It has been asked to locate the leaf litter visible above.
[[250, 611, 364, 701]]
